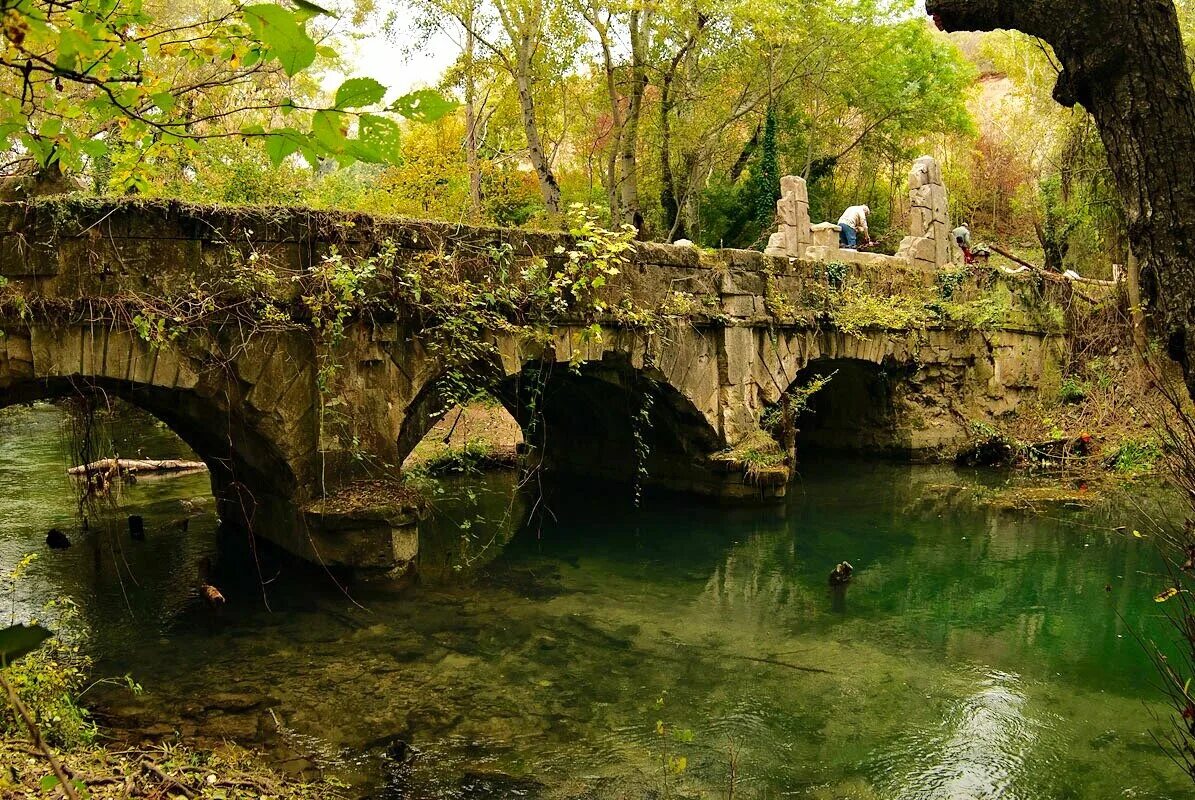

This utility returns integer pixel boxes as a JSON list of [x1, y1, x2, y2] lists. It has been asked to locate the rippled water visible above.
[[1, 401, 1191, 799]]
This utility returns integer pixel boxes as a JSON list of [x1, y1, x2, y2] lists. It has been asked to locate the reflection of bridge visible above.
[[0, 186, 1065, 574]]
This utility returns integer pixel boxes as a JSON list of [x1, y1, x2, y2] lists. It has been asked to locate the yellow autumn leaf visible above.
[[1133, 530, 1143, 538]]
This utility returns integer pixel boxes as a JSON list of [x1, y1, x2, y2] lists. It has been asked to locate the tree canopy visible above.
[[0, 0, 455, 192]]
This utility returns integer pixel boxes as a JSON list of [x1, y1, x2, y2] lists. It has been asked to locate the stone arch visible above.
[[787, 356, 913, 456], [492, 353, 724, 494], [753, 330, 925, 459], [0, 323, 313, 559], [395, 328, 728, 498]]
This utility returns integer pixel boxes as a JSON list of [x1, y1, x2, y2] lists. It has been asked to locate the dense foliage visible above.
[[0, 0, 454, 193]]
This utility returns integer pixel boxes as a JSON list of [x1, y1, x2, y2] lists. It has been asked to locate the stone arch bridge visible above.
[[0, 194, 1067, 574]]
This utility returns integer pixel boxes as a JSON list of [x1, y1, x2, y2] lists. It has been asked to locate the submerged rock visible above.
[[458, 769, 545, 799]]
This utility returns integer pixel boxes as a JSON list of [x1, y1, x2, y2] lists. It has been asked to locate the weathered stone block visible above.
[[637, 241, 700, 268], [910, 155, 942, 188], [764, 232, 786, 257], [908, 206, 931, 237], [780, 175, 808, 203], [726, 248, 765, 269], [898, 235, 935, 262], [810, 223, 841, 251]]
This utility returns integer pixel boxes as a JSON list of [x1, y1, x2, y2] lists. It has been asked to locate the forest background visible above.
[[11, 0, 1169, 282]]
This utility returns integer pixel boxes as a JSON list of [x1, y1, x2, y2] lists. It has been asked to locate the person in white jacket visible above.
[[837, 205, 871, 249]]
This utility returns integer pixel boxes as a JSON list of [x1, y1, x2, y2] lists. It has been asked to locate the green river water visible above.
[[1, 401, 1192, 799]]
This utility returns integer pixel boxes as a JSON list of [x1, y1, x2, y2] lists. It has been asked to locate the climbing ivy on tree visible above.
[[751, 103, 780, 230], [0, 0, 455, 190]]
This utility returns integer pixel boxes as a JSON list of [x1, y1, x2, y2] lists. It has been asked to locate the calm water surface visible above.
[[1, 401, 1191, 799]]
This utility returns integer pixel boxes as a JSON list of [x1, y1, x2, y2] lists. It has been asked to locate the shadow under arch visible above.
[[397, 352, 727, 500], [0, 375, 298, 537], [788, 356, 916, 458]]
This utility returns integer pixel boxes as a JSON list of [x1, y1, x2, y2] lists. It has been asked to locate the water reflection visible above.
[[0, 403, 1190, 798], [881, 669, 1044, 800]]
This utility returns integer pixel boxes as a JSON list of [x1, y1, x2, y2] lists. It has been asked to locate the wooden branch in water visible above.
[[67, 458, 207, 476], [730, 654, 832, 674], [665, 637, 832, 674]]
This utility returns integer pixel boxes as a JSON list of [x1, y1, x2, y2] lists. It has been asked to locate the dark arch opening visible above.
[[0, 376, 298, 535], [496, 354, 723, 493], [398, 353, 724, 500], [791, 357, 913, 458]]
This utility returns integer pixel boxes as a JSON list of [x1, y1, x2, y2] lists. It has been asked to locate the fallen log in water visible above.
[[67, 458, 208, 476]]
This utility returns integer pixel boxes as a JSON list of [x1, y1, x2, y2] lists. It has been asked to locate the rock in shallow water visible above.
[[458, 770, 545, 799]]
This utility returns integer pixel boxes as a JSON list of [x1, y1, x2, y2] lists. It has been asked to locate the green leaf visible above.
[[389, 89, 458, 122], [79, 139, 109, 160], [56, 29, 86, 72], [0, 624, 52, 667], [350, 113, 402, 164], [243, 4, 317, 77], [22, 134, 56, 167], [264, 129, 305, 166], [0, 122, 22, 144], [151, 92, 176, 114], [311, 109, 347, 152], [335, 77, 386, 109], [39, 775, 59, 791], [292, 0, 337, 18]]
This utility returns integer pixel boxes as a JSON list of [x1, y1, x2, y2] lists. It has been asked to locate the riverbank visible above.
[[957, 346, 1180, 477], [0, 735, 345, 798], [403, 399, 523, 477]]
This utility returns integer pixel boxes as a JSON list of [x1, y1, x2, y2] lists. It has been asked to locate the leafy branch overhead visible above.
[[0, 0, 458, 189]]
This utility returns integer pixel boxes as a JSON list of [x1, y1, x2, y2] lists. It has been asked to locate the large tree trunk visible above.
[[514, 56, 562, 216], [658, 15, 707, 242], [595, 18, 624, 225], [659, 68, 684, 241], [927, 0, 1195, 399]]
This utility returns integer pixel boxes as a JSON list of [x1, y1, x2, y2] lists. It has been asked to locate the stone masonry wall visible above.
[[0, 197, 1065, 574]]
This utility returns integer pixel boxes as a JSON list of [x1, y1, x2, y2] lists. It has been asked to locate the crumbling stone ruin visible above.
[[766, 155, 955, 271]]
